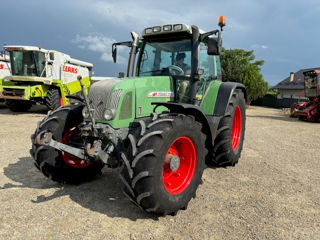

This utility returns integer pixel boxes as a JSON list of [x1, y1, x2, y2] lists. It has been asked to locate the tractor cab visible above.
[[303, 69, 320, 98], [112, 18, 225, 104]]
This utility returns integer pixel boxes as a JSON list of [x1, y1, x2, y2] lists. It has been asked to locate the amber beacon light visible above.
[[219, 16, 226, 30]]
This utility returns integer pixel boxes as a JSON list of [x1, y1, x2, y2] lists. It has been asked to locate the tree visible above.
[[220, 48, 268, 101]]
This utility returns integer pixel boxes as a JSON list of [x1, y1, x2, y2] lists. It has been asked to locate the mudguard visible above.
[[213, 82, 247, 116], [152, 102, 218, 147]]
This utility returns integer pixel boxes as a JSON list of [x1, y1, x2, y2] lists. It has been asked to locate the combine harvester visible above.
[[290, 69, 320, 122], [0, 45, 93, 112]]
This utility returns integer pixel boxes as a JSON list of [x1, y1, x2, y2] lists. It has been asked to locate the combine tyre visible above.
[[120, 113, 206, 215], [31, 105, 104, 184], [45, 88, 63, 111], [212, 89, 246, 166]]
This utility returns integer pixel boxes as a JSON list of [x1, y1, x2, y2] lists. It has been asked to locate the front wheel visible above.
[[211, 89, 246, 166], [30, 105, 104, 184], [120, 113, 206, 216]]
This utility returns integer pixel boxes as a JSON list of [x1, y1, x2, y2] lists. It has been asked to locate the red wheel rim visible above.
[[232, 106, 242, 150], [61, 125, 90, 168], [162, 136, 196, 195]]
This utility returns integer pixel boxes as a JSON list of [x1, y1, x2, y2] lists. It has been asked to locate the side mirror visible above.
[[207, 38, 221, 55], [112, 44, 117, 63]]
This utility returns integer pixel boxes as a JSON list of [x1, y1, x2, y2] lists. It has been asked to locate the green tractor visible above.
[[31, 17, 246, 216]]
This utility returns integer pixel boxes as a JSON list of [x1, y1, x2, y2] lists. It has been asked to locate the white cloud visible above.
[[251, 44, 268, 50], [72, 34, 127, 64], [79, 0, 252, 34]]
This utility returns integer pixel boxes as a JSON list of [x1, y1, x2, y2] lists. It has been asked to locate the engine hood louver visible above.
[[88, 78, 122, 120]]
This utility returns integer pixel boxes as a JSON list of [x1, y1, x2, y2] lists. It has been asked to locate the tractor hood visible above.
[[87, 76, 174, 128], [88, 78, 122, 120]]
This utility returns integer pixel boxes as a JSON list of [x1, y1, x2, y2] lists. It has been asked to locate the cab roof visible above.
[[142, 24, 205, 39]]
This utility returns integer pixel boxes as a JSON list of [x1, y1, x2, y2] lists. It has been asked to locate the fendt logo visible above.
[[63, 65, 78, 74], [0, 64, 3, 70], [148, 91, 174, 98]]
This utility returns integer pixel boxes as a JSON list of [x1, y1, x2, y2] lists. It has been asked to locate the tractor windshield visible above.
[[138, 39, 191, 77], [9, 51, 46, 77]]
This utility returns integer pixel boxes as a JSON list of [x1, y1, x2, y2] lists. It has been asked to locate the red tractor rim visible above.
[[232, 105, 242, 150], [162, 136, 196, 195], [61, 125, 90, 168]]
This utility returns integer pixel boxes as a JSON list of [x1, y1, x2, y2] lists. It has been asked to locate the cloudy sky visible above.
[[2, 0, 320, 86]]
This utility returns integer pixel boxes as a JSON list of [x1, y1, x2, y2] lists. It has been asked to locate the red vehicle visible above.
[[290, 69, 320, 122]]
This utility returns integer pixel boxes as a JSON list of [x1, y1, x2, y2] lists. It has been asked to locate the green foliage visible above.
[[220, 48, 268, 100], [265, 89, 277, 99]]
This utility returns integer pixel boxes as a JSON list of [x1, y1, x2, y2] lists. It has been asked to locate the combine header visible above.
[[0, 46, 93, 111]]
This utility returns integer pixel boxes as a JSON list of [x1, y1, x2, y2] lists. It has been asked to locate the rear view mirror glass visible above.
[[207, 38, 220, 55]]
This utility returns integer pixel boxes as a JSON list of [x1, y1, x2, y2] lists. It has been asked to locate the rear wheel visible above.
[[120, 113, 206, 215], [6, 99, 32, 112], [211, 89, 246, 166], [45, 88, 63, 111], [30, 105, 104, 184]]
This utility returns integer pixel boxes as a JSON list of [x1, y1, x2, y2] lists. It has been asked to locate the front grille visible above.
[[88, 78, 121, 120], [3, 88, 25, 97], [109, 89, 122, 109]]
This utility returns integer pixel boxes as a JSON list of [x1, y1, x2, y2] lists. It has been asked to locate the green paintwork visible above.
[[96, 76, 173, 129], [134, 76, 173, 116], [0, 76, 90, 105], [88, 75, 223, 129], [200, 81, 222, 115], [97, 78, 135, 129]]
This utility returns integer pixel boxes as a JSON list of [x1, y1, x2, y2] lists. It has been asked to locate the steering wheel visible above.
[[168, 65, 184, 75]]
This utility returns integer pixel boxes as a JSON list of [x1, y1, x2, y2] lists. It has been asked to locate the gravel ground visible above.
[[0, 104, 319, 240]]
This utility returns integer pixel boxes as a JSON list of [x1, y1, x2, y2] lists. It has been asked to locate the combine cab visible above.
[[0, 46, 93, 112], [290, 69, 320, 122]]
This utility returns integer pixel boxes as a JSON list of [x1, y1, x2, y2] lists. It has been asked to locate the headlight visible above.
[[82, 107, 89, 118], [163, 25, 172, 31], [104, 108, 116, 121], [145, 28, 152, 34], [173, 24, 183, 31], [153, 26, 161, 33]]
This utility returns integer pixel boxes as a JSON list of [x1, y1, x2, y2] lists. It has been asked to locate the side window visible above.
[[199, 42, 215, 79], [197, 42, 217, 103], [215, 55, 221, 76]]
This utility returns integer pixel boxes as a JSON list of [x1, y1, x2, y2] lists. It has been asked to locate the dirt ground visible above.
[[0, 104, 319, 240]]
